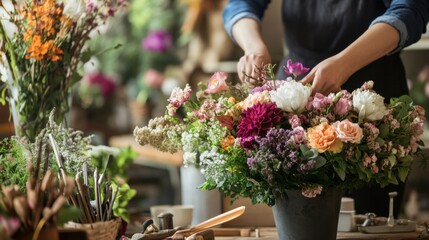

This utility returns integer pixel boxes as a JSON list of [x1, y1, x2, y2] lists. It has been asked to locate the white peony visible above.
[[62, 0, 86, 21], [353, 90, 388, 122], [270, 80, 311, 113]]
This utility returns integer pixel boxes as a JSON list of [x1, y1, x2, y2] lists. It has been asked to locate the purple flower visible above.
[[142, 30, 172, 53], [283, 59, 310, 77], [247, 157, 257, 170]]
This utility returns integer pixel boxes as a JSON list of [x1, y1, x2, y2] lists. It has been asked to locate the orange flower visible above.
[[26, 35, 48, 60], [307, 122, 343, 153], [26, 37, 63, 61], [221, 135, 236, 150]]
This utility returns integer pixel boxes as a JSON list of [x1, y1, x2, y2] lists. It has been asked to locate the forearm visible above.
[[232, 18, 269, 55], [337, 23, 400, 76]]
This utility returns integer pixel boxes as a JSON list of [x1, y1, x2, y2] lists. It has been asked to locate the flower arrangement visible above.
[[134, 61, 426, 205], [0, 0, 126, 141]]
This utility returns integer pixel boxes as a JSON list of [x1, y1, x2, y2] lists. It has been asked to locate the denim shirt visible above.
[[223, 0, 429, 53]]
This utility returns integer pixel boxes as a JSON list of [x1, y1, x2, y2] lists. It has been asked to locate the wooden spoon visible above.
[[171, 206, 245, 239]]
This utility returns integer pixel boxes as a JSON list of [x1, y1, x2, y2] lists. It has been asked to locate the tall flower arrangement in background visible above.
[[134, 61, 426, 205], [0, 0, 126, 141]]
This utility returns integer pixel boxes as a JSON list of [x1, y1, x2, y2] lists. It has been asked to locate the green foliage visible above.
[[58, 205, 82, 226], [89, 145, 138, 221], [0, 138, 29, 189], [112, 181, 137, 222]]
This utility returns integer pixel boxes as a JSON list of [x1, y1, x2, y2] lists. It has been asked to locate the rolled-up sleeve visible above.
[[371, 0, 429, 53], [223, 0, 271, 42]]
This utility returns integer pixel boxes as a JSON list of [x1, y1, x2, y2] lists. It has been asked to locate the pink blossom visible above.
[[83, 72, 117, 98], [301, 185, 323, 198], [0, 215, 20, 237], [334, 98, 352, 116], [418, 65, 429, 83], [371, 165, 379, 174], [291, 126, 306, 144], [283, 59, 310, 77], [288, 114, 302, 128], [86, 0, 98, 11], [167, 84, 192, 116], [205, 72, 229, 94], [360, 81, 374, 91], [144, 69, 165, 89], [309, 93, 331, 110]]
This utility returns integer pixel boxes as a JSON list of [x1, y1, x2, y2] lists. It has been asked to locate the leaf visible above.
[[57, 206, 82, 225], [333, 165, 346, 181], [314, 156, 326, 169], [388, 175, 398, 185], [355, 149, 362, 161], [398, 167, 410, 182], [399, 155, 413, 164], [388, 155, 397, 166], [378, 123, 389, 138], [81, 48, 94, 63]]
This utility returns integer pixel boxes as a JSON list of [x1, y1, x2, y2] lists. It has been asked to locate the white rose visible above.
[[353, 90, 388, 122], [270, 80, 311, 113], [62, 0, 86, 21]]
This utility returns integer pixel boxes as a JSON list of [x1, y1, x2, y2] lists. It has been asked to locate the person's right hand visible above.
[[237, 46, 272, 87]]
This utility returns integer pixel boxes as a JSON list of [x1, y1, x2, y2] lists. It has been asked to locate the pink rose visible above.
[[310, 93, 331, 110], [334, 98, 351, 116], [332, 119, 363, 144], [205, 72, 229, 94]]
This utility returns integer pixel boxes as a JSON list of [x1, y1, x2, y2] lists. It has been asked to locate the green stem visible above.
[[0, 21, 20, 85]]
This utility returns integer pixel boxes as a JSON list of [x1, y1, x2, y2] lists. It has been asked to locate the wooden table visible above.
[[211, 228, 428, 240]]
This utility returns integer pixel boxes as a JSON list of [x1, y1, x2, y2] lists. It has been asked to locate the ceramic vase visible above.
[[180, 165, 222, 226]]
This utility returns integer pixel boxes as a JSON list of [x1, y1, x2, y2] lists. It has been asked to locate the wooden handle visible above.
[[172, 206, 245, 238]]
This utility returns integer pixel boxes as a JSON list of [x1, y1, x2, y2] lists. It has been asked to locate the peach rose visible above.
[[221, 135, 236, 150], [332, 119, 363, 144], [205, 72, 229, 94], [241, 91, 271, 110], [307, 122, 343, 153]]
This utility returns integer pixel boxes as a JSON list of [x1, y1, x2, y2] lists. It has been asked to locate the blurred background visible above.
[[1, 0, 429, 230]]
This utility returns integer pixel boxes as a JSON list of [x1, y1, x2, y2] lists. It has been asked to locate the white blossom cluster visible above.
[[134, 116, 184, 153], [199, 147, 228, 186]]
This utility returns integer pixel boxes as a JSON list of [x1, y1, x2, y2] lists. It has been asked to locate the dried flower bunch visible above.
[[0, 0, 126, 141], [0, 140, 75, 239], [134, 61, 426, 205]]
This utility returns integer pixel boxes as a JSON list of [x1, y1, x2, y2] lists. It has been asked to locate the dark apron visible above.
[[277, 0, 408, 217]]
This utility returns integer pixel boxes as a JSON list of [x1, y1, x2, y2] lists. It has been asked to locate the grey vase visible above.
[[272, 188, 342, 240]]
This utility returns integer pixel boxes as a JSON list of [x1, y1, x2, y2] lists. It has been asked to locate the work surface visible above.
[[212, 228, 428, 240]]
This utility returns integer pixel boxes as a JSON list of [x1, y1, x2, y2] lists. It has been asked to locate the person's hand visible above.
[[237, 46, 272, 87], [300, 55, 353, 95]]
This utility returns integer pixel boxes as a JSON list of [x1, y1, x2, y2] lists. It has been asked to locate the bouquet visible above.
[[0, 0, 126, 141], [134, 61, 426, 205]]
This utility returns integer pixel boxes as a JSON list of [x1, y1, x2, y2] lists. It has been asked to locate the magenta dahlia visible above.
[[237, 102, 283, 149]]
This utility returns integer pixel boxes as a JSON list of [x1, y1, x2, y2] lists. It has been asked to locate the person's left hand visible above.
[[300, 56, 353, 95]]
